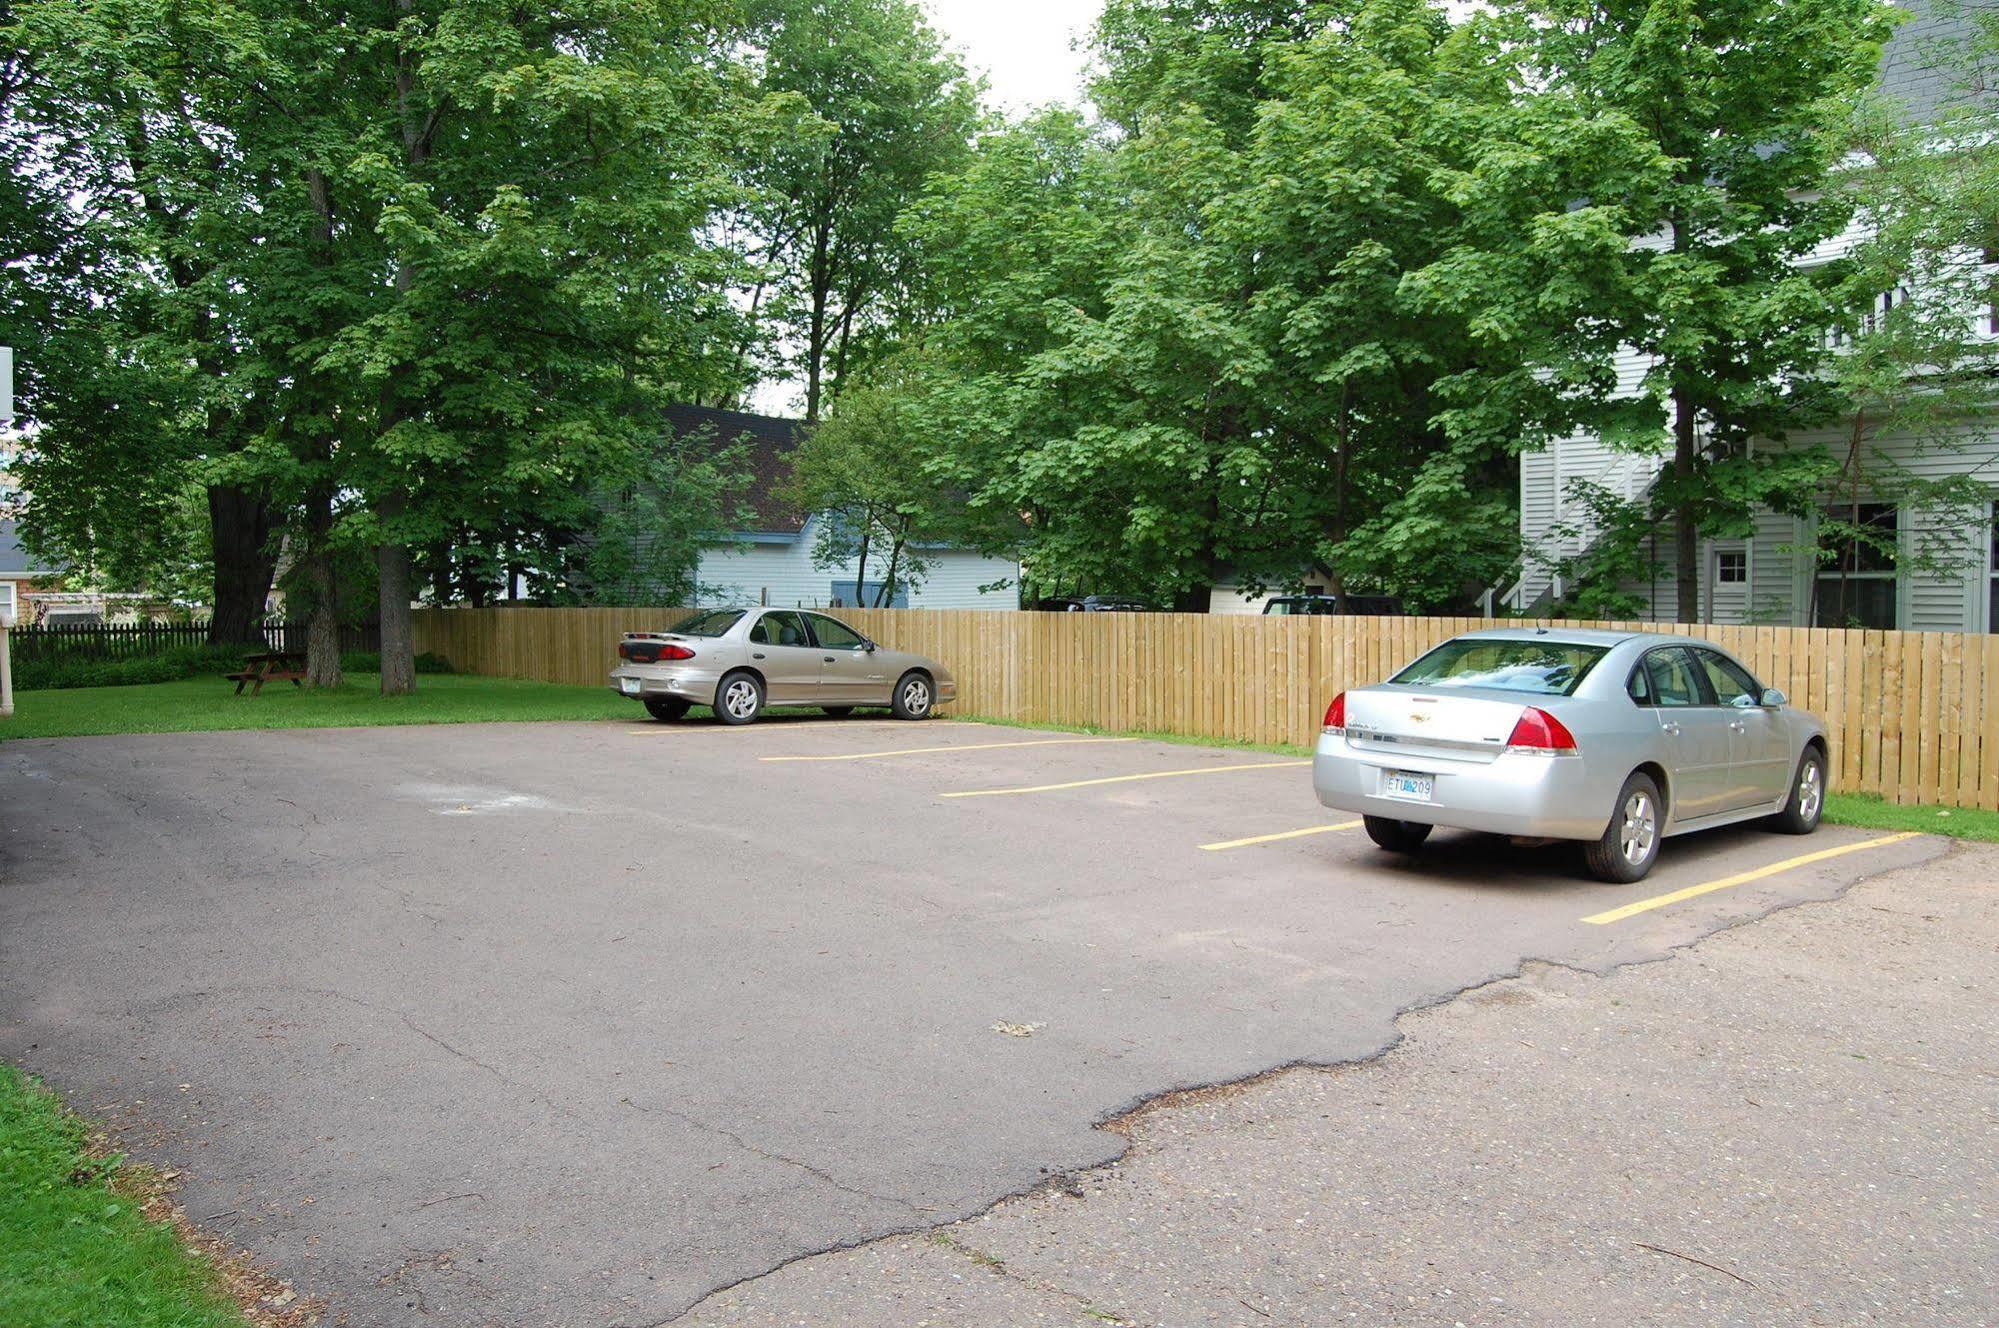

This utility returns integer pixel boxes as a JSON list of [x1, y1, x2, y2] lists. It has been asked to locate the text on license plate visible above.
[[621, 677, 642, 695], [1381, 770, 1433, 801]]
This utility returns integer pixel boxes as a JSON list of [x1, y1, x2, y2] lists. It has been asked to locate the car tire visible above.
[[1363, 815, 1432, 853], [1770, 747, 1827, 835], [822, 706, 855, 718], [714, 671, 764, 726], [890, 671, 933, 720], [644, 697, 690, 722], [1585, 771, 1663, 883]]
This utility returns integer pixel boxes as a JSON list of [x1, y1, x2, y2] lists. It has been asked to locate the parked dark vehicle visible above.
[[1034, 595, 1151, 612], [1263, 594, 1403, 616]]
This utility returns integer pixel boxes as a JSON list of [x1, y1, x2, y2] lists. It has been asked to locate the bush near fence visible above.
[[9, 621, 385, 690], [412, 605, 1999, 811]]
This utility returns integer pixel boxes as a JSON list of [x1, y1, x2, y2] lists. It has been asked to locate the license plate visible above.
[[1381, 770, 1433, 801], [620, 677, 641, 695]]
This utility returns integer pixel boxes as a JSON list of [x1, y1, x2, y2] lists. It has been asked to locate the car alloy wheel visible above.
[[1772, 749, 1826, 834], [895, 675, 931, 719], [723, 677, 760, 721], [1797, 760, 1822, 823], [1586, 770, 1663, 883], [1618, 789, 1656, 867]]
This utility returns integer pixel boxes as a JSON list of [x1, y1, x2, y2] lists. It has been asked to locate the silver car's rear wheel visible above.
[[715, 671, 764, 726], [1585, 771, 1662, 883], [891, 672, 932, 720], [1770, 747, 1826, 835]]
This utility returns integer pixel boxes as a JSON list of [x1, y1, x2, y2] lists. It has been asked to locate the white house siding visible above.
[[1515, 344, 1665, 607], [1593, 424, 1998, 630], [1210, 586, 1273, 614], [1514, 5, 1999, 631], [694, 516, 1020, 610]]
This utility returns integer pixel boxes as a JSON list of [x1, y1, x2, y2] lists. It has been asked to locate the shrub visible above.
[[14, 645, 246, 691], [338, 650, 452, 675]]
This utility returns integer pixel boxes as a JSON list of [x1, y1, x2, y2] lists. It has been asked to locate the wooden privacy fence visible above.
[[412, 605, 1999, 810]]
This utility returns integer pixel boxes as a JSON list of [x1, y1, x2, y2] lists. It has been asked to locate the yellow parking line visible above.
[[942, 760, 1310, 800], [1582, 831, 1921, 925], [1200, 820, 1364, 851], [761, 737, 1136, 763]]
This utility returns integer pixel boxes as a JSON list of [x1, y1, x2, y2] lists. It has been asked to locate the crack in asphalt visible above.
[[618, 1095, 928, 1220], [651, 835, 1955, 1328]]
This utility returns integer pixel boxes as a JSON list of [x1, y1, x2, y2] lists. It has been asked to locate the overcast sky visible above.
[[922, 0, 1097, 112]]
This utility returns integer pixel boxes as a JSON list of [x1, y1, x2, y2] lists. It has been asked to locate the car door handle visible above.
[[1729, 720, 1746, 733], [752, 652, 766, 660], [1662, 722, 1681, 736], [823, 656, 835, 663]]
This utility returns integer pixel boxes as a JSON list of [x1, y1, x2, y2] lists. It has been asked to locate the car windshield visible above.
[[1392, 638, 1609, 696], [666, 609, 745, 638]]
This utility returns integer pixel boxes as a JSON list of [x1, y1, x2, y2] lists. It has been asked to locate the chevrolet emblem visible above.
[[1408, 712, 1431, 724]]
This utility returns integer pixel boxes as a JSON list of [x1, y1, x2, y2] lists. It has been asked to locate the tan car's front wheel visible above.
[[891, 672, 933, 720]]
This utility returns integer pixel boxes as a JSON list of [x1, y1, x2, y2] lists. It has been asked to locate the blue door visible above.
[[831, 580, 909, 608]]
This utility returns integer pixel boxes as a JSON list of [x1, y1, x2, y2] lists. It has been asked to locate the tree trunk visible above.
[[1672, 383, 1700, 624], [878, 531, 904, 606], [303, 482, 343, 688], [207, 483, 279, 645], [804, 218, 834, 422], [850, 511, 871, 609], [301, 168, 344, 688], [377, 492, 416, 696]]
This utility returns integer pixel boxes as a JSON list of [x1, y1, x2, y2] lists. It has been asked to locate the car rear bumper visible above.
[[609, 664, 723, 702], [1312, 733, 1612, 841]]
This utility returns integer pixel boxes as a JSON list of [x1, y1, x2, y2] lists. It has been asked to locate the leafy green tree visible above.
[[573, 432, 754, 606], [5, 0, 294, 643], [782, 365, 985, 604], [906, 0, 1662, 610], [1490, 0, 1899, 622], [735, 0, 980, 419]]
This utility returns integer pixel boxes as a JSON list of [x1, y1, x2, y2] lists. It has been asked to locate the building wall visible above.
[[1594, 424, 1999, 630], [695, 516, 1020, 610], [1513, 189, 1997, 630]]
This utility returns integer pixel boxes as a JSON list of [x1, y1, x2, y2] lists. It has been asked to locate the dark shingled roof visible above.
[[1880, 0, 1996, 124], [661, 403, 809, 536]]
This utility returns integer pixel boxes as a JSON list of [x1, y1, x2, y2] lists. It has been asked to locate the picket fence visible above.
[[411, 605, 1999, 810]]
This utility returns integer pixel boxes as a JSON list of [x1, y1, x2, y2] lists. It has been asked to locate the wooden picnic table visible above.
[[226, 650, 307, 696]]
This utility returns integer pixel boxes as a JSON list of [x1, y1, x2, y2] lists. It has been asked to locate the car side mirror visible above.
[[1760, 687, 1787, 708], [861, 641, 876, 653]]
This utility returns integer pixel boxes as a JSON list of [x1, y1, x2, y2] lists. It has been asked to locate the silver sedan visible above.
[[607, 606, 957, 725], [1312, 628, 1828, 882]]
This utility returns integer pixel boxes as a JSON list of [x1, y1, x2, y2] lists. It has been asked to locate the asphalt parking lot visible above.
[[0, 716, 1948, 1327]]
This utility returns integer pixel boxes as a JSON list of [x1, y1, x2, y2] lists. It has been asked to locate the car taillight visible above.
[[617, 642, 631, 660], [1322, 691, 1347, 733], [659, 644, 695, 661], [1506, 706, 1577, 754]]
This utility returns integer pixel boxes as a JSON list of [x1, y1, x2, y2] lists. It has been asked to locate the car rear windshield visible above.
[[666, 609, 745, 638], [1391, 638, 1610, 696]]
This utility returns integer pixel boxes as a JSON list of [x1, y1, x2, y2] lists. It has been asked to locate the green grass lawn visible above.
[[1822, 791, 1999, 842], [0, 1066, 250, 1328], [0, 673, 635, 741]]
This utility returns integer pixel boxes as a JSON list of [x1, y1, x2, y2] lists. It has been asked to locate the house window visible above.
[[1988, 501, 1999, 632], [1715, 549, 1747, 585], [1814, 502, 1899, 629]]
